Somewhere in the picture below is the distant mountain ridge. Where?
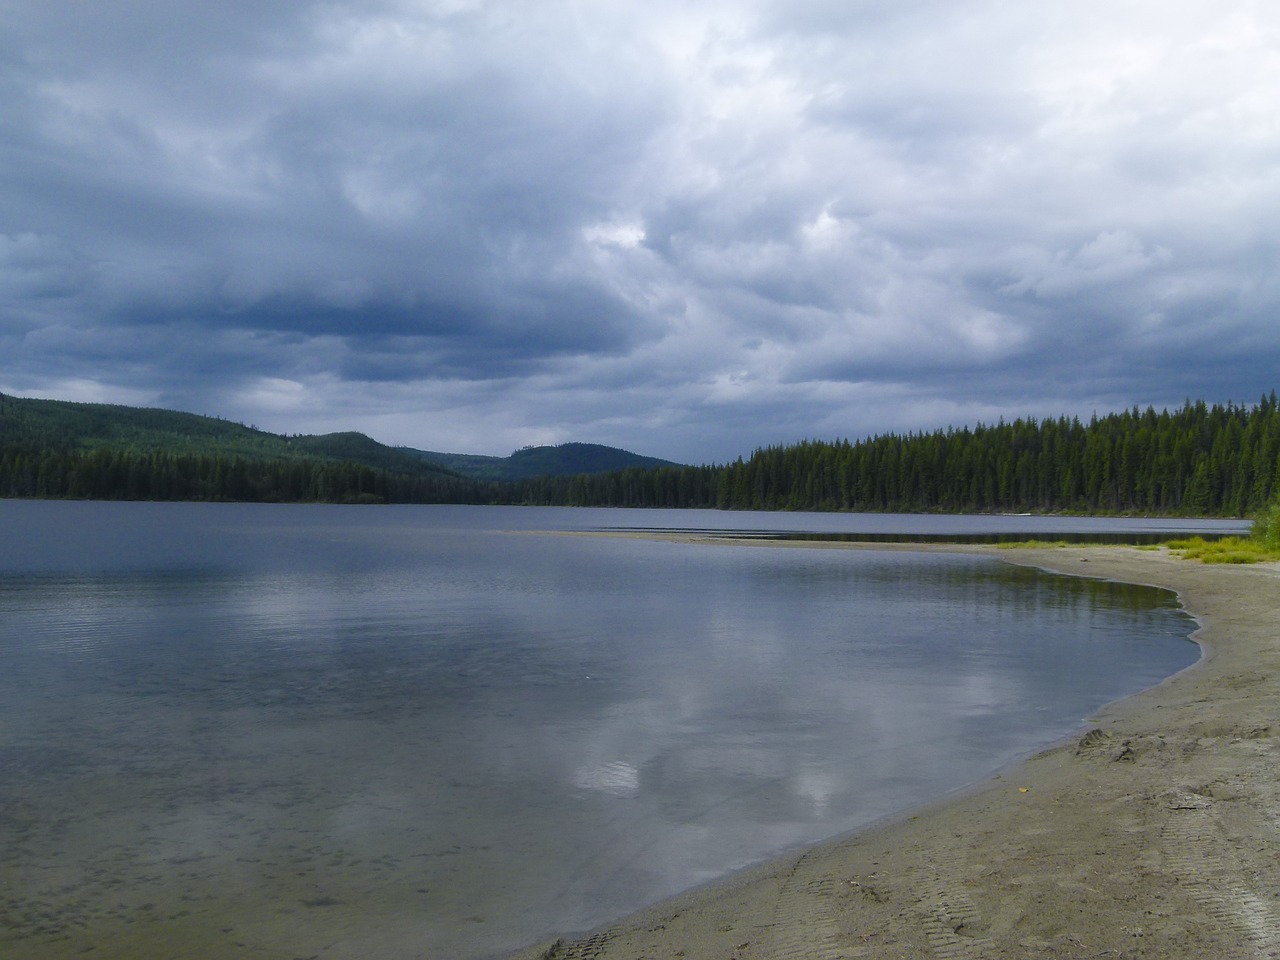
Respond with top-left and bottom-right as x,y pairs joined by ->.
6,390 -> 1275,517
406,442 -> 681,481
0,392 -> 679,481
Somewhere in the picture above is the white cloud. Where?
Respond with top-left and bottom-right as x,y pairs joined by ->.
583,221 -> 647,249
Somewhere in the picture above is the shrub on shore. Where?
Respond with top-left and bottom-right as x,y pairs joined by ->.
1253,502 -> 1280,552
1160,500 -> 1280,563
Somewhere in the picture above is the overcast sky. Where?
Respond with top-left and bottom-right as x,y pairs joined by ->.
3,1 -> 1278,463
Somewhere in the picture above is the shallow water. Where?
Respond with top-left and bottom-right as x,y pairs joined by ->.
0,503 -> 1202,958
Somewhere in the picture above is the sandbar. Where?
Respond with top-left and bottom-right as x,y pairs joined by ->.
510,543 -> 1280,960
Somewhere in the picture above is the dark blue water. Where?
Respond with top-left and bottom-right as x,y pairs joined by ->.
0,503 -> 1202,959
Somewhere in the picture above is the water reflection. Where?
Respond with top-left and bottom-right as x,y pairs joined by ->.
0,504 -> 1196,960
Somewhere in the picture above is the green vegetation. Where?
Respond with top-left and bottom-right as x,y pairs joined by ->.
528,394 -> 1280,516
5,391 -> 1280,514
1164,537 -> 1274,564
990,503 -> 1280,562
0,444 -> 489,504
0,393 -> 682,504
0,393 -> 484,503
1160,506 -> 1280,563
1252,501 -> 1280,551
408,442 -> 681,482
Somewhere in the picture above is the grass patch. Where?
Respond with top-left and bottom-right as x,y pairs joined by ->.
995,539 -> 1073,549
989,510 -> 1280,564
1165,536 -> 1280,564
1166,506 -> 1280,562
995,535 -> 1280,563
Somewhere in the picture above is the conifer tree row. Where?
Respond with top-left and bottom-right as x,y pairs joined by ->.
3,394 -> 1278,515
520,395 -> 1280,516
0,446 -> 495,504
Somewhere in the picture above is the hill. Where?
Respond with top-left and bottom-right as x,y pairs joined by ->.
407,442 -> 682,481
0,393 -> 474,502
0,394 -> 462,476
0,393 -> 293,458
0,393 -> 681,503
4,390 -> 1278,516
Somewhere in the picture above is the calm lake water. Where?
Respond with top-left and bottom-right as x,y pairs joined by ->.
0,503 -> 1224,959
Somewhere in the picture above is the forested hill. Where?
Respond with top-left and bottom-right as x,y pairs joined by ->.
407,442 -> 681,481
0,393 -> 677,503
0,393 -> 480,503
3,392 -> 1278,515
522,395 -> 1280,517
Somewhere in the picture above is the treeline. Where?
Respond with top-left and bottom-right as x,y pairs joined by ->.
0,391 -> 484,504
516,464 -> 723,509
4,395 -> 1279,516
0,446 -> 496,504
520,396 -> 1280,516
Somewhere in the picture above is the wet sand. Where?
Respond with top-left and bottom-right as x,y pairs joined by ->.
511,544 -> 1280,960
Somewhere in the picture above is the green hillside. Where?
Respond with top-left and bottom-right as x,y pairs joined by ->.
0,393 -> 681,503
289,432 -> 468,478
408,442 -> 681,481
0,393 -> 472,502
0,393 -> 299,459
4,390 -> 1278,517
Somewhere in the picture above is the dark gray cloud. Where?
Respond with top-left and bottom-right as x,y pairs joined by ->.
3,0 -> 1279,463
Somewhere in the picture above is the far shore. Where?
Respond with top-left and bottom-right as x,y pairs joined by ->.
511,540 -> 1280,960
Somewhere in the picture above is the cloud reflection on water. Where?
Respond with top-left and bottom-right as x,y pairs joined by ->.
0,504 -> 1197,960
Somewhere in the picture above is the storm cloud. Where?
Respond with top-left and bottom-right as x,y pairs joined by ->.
3,1 -> 1278,462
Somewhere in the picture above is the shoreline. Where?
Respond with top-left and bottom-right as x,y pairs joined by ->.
509,543 -> 1280,960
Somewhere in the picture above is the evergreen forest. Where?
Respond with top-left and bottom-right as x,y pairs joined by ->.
3,391 -> 1279,517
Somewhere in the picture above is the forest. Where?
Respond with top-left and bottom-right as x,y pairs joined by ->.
3,392 -> 1279,516
516,395 -> 1280,516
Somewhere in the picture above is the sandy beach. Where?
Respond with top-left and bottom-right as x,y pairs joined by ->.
511,544 -> 1280,960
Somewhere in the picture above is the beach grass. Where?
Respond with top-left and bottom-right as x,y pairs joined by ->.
994,537 -> 1279,563
1164,536 -> 1280,564
1164,506 -> 1280,563
995,505 -> 1280,563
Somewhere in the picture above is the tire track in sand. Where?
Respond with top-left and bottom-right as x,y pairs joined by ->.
1162,793 -> 1280,957
769,850 -> 868,960
540,926 -> 622,960
911,850 -> 992,960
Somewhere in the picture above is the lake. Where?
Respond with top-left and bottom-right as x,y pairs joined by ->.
0,503 -> 1233,959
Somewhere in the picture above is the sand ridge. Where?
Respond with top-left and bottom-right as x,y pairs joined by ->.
510,545 -> 1280,960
